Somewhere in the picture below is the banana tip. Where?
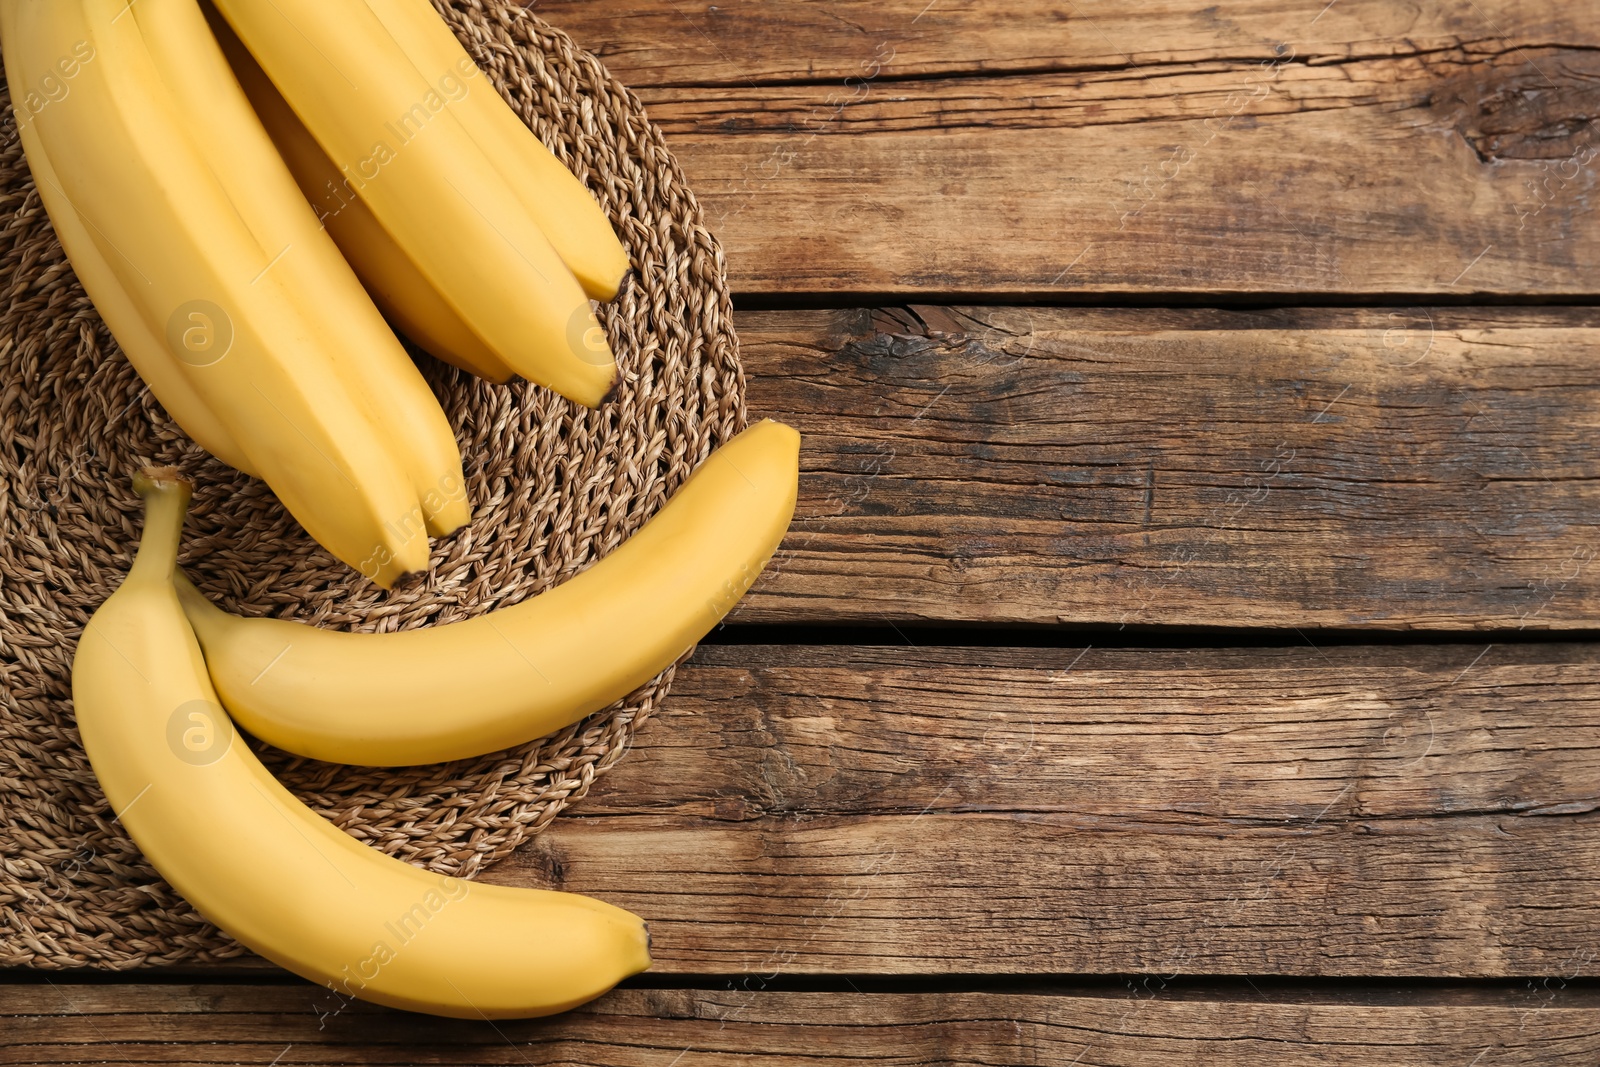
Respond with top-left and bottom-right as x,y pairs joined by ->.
752,418 -> 802,451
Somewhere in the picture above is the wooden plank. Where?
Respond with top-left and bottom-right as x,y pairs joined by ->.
583,643 -> 1600,822
6,981 -> 1600,1065
458,643 -> 1600,978
541,0 -> 1595,86
492,803 -> 1600,978
732,306 -> 1600,628
532,1 -> 1600,296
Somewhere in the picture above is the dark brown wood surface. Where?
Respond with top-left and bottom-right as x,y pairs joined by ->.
475,643 -> 1600,978
7,981 -> 1600,1065
733,307 -> 1600,628
585,644 -> 1600,823
506,810 -> 1600,977
535,0 -> 1600,297
541,0 -> 1596,85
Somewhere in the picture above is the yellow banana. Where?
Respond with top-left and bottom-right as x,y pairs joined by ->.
135,0 -> 469,537
8,110 -> 259,477
210,0 -> 619,406
363,0 -> 630,300
177,420 -> 800,766
73,469 -> 651,1019
205,6 -> 516,384
12,0 -> 428,586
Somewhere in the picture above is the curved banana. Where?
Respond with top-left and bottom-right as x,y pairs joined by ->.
73,469 -> 651,1019
364,0 -> 630,300
135,0 -> 469,537
14,0 -> 428,586
205,7 -> 517,384
210,0 -> 619,406
178,420 -> 800,766
8,109 -> 259,477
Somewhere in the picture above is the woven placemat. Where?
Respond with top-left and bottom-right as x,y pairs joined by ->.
0,1 -> 744,968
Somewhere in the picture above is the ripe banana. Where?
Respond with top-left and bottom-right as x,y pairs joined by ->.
73,469 -> 651,1018
209,0 -> 619,406
12,0 -> 428,586
176,420 -> 801,766
8,109 -> 259,477
205,5 -> 517,384
363,0 -> 630,301
135,0 -> 469,537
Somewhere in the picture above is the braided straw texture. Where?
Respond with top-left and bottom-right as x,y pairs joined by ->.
0,1 -> 744,967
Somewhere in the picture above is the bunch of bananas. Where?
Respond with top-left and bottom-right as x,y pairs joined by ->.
5,0 -> 626,584
12,0 -> 804,1020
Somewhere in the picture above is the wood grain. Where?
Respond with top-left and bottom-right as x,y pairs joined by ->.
527,0 -> 1600,296
732,306 -> 1600,628
8,981 -> 1600,1065
496,800 -> 1600,978
541,0 -> 1598,86
584,643 -> 1600,823
455,643 -> 1600,978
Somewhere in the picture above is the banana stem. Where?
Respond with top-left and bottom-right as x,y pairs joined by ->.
128,467 -> 194,585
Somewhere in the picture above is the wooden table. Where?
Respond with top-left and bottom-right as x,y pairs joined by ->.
10,1 -> 1600,1062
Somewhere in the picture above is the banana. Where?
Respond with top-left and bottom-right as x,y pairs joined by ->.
135,0 -> 469,537
12,0 -> 429,586
176,420 -> 801,766
204,5 -> 517,384
209,0 -> 619,406
363,0 -> 630,301
73,469 -> 651,1018
8,110 -> 259,477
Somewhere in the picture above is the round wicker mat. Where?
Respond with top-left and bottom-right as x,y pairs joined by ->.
0,2 -> 744,967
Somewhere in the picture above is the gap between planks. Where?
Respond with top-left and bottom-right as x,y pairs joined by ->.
6,980 -> 1600,1066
